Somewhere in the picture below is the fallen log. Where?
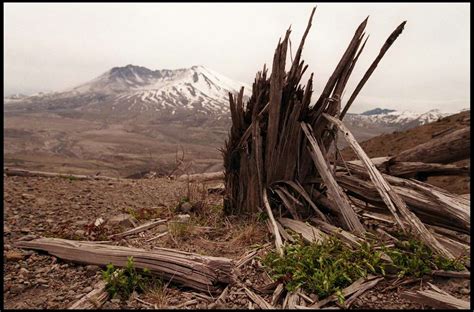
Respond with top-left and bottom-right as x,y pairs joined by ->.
16,238 -> 234,293
392,127 -> 470,164
345,159 -> 469,178
324,113 -> 453,259
177,171 -> 224,183
4,167 -> 117,180
336,169 -> 470,234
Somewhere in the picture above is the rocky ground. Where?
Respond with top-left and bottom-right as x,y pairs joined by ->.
3,175 -> 471,309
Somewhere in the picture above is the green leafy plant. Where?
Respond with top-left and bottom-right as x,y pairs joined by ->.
102,257 -> 153,299
262,237 -> 385,300
382,237 -> 466,278
262,235 -> 466,303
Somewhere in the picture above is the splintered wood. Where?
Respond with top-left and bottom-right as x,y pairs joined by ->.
222,5 -> 469,264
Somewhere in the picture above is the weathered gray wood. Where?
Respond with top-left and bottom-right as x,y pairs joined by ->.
68,281 -> 108,309
340,21 -> 407,119
243,285 -> 274,309
263,188 -> 284,255
177,171 -> 224,182
278,218 -> 326,243
4,167 -> 117,180
392,127 -> 470,164
109,219 -> 167,239
301,122 -> 365,234
401,288 -> 469,309
16,238 -> 234,293
324,113 -> 453,259
345,159 -> 469,178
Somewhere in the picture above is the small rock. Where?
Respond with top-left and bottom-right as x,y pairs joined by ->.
83,286 -> 93,293
5,250 -> 25,261
74,230 -> 86,237
4,244 -> 12,250
459,288 -> 470,295
75,220 -> 88,226
4,225 -> 11,234
111,299 -> 121,304
175,214 -> 191,223
180,202 -> 193,213
156,224 -> 168,233
37,278 -> 48,284
68,290 -> 75,296
85,265 -> 100,277
21,193 -> 36,200
19,268 -> 29,275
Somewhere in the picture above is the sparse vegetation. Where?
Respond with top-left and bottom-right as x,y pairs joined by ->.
382,235 -> 466,277
102,257 -> 156,300
127,207 -> 160,221
262,235 -> 467,303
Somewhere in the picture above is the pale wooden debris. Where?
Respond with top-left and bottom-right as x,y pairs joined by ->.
324,113 -> 453,259
401,288 -> 469,309
109,219 -> 167,239
16,238 -> 234,293
271,283 -> 285,306
301,121 -> 365,235
278,218 -> 326,243
243,286 -> 274,309
263,188 -> 284,256
431,270 -> 470,279
145,231 -> 169,242
68,281 -> 108,309
177,171 -> 224,182
4,167 -> 117,180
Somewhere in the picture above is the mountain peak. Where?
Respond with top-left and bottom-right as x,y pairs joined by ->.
361,108 -> 396,116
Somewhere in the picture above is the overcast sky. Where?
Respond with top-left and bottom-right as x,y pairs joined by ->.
4,3 -> 470,113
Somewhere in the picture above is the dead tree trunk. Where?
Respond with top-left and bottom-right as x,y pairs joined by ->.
392,127 -> 470,164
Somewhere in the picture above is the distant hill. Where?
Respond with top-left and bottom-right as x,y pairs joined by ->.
341,110 -> 470,194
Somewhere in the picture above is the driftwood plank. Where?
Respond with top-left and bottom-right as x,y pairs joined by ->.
16,238 -> 234,293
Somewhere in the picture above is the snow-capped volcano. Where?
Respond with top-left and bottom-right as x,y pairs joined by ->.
7,65 -> 251,119
345,108 -> 454,130
68,64 -> 251,115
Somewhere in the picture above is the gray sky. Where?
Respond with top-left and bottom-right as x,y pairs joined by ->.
4,3 -> 470,113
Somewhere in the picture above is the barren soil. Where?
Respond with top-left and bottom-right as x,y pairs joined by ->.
3,176 -> 470,309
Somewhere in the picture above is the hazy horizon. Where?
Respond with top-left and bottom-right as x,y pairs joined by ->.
4,3 -> 470,113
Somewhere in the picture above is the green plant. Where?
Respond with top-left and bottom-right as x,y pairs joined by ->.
102,257 -> 153,299
382,237 -> 466,278
168,221 -> 191,239
63,175 -> 78,181
127,207 -> 160,221
262,237 -> 385,300
262,235 -> 467,303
